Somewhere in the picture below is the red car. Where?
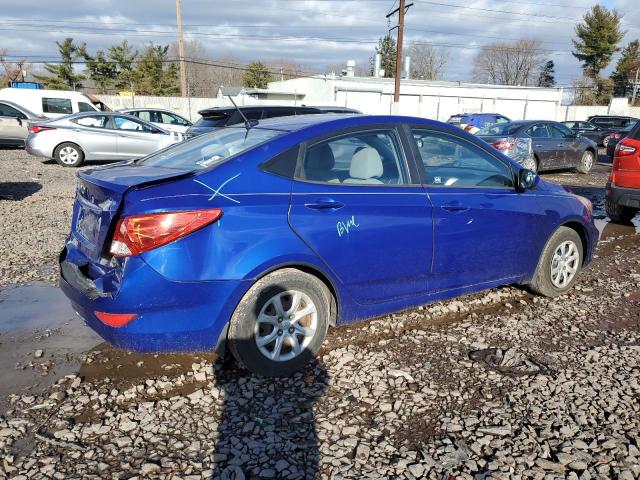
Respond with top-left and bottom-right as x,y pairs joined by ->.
606,121 -> 640,222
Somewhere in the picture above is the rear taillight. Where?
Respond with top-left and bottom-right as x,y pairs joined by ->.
110,209 -> 223,257
615,141 -> 637,157
28,125 -> 55,134
492,139 -> 516,151
611,133 -> 622,140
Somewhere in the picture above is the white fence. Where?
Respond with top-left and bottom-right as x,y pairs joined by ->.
96,93 -> 640,124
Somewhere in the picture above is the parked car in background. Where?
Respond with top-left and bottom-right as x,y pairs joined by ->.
58,113 -> 597,376
0,88 -> 99,118
25,112 -> 182,167
119,108 -> 192,134
185,105 -> 324,138
605,121 -> 638,158
587,115 -> 639,147
447,113 -> 510,134
605,121 -> 640,223
0,100 -> 46,147
562,120 -> 611,146
477,120 -> 597,173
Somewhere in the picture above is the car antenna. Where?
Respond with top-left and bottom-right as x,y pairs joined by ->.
227,95 -> 258,130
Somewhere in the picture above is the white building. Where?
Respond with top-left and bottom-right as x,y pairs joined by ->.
267,75 -> 564,122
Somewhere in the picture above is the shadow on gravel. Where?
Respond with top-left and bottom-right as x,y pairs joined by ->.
0,181 -> 42,201
210,356 -> 328,480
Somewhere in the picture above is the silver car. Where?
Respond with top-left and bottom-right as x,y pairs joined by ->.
0,99 -> 45,147
25,112 -> 183,167
119,108 -> 192,134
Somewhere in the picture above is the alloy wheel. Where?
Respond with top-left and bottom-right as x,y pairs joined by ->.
582,151 -> 593,171
254,290 -> 318,362
550,240 -> 579,288
59,146 -> 79,165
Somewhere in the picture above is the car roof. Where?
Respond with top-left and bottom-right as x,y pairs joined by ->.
229,113 -> 443,133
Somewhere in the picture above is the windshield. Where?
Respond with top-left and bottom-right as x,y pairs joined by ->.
477,123 -> 521,136
137,127 -> 284,170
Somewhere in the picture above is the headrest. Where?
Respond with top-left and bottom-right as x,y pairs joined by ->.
305,144 -> 335,173
349,147 -> 383,180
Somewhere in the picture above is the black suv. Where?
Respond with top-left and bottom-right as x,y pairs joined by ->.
587,115 -> 639,146
186,105 -> 325,138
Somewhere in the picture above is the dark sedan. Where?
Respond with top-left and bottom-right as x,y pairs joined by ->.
562,120 -> 610,146
477,120 -> 597,173
606,121 -> 638,158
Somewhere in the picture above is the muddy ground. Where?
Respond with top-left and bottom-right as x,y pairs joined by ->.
0,149 -> 639,479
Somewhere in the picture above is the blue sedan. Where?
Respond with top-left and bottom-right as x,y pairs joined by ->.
59,114 -> 598,376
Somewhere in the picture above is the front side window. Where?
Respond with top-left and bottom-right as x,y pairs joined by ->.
298,129 -> 408,185
137,127 -> 284,171
549,123 -> 573,139
113,116 -> 155,132
0,103 -> 23,118
74,115 -> 109,128
412,129 -> 513,188
42,98 -> 72,114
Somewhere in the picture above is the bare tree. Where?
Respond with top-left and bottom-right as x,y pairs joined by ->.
169,41 -> 244,97
472,39 -> 544,86
407,42 -> 449,80
0,49 -> 29,84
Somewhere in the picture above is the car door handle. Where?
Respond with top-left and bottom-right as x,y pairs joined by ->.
304,200 -> 345,211
441,203 -> 469,212
534,144 -> 544,148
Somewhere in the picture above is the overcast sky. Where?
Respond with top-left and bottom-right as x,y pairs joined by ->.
1,0 -> 639,88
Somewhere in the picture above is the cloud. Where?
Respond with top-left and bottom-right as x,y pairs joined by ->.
1,0 -> 636,85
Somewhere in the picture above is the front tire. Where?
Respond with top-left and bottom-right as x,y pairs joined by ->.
576,150 -> 594,174
529,227 -> 583,298
54,142 -> 84,167
228,269 -> 331,376
605,199 -> 638,223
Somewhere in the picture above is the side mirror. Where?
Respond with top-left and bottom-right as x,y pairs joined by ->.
517,168 -> 537,192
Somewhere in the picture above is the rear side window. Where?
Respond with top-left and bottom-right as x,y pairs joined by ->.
477,123 -> 520,136
42,98 -> 72,114
526,124 -> 550,138
297,129 -> 408,185
261,146 -> 299,178
412,129 -> 513,188
74,115 -> 109,128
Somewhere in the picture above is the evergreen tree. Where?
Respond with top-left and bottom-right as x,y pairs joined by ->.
537,60 -> 556,87
572,5 -> 624,103
133,44 -> 178,96
108,40 -> 138,91
611,40 -> 640,97
33,38 -> 86,90
242,61 -> 271,88
84,50 -> 117,93
573,5 -> 624,78
370,35 -> 396,78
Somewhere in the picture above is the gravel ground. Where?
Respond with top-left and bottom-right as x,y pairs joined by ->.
1,149 -> 640,479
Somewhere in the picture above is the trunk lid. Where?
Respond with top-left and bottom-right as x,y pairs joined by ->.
72,163 -> 191,261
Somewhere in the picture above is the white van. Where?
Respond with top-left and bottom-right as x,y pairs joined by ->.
0,88 -> 99,118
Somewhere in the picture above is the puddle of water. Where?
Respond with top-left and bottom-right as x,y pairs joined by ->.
594,217 -> 640,239
0,282 -> 102,409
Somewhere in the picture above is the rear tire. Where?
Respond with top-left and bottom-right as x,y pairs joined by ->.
227,268 -> 331,376
576,150 -> 594,174
529,226 -> 583,298
605,199 -> 638,223
54,142 -> 84,167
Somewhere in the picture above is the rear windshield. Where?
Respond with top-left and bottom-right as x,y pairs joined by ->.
477,123 -> 521,136
193,114 -> 230,128
628,121 -> 640,139
137,127 -> 284,171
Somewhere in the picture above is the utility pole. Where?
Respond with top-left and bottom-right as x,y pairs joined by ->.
386,1 -> 412,103
631,68 -> 640,106
175,0 -> 188,97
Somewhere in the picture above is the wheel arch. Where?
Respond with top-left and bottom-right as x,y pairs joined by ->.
560,220 -> 589,266
255,262 -> 340,327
